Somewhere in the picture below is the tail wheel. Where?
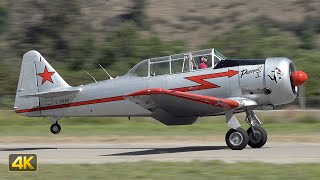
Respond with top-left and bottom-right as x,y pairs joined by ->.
247,126 -> 267,148
225,128 -> 249,150
50,123 -> 61,134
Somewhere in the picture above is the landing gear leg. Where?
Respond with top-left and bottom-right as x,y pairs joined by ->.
245,109 -> 267,148
49,116 -> 62,134
224,111 -> 249,150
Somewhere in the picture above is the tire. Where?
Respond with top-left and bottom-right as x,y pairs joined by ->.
247,126 -> 267,148
50,123 -> 61,134
225,128 -> 249,150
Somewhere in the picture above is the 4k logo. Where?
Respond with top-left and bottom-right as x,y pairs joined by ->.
9,154 -> 37,172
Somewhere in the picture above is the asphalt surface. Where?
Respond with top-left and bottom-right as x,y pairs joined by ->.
1,141 -> 319,164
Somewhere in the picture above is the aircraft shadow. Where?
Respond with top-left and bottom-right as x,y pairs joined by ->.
0,147 -> 145,151
0,145 -> 229,156
101,145 -> 228,156
0,147 -> 58,151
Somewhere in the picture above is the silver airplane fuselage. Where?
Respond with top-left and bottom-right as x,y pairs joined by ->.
17,57 -> 296,119
14,49 -> 308,150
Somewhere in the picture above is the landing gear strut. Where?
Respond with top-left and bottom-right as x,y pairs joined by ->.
50,123 -> 61,134
224,110 -> 267,150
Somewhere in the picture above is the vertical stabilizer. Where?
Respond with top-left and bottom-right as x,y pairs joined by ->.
14,50 -> 69,116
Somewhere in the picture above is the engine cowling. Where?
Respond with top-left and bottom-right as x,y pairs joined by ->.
264,57 -> 307,106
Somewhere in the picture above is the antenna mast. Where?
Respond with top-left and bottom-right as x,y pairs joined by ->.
99,64 -> 113,79
84,70 -> 97,83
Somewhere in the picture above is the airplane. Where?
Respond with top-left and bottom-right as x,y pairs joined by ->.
14,49 -> 308,150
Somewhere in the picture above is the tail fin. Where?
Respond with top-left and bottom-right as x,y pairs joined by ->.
14,50 -> 70,116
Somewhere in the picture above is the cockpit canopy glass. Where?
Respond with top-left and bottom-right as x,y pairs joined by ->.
128,48 -> 227,77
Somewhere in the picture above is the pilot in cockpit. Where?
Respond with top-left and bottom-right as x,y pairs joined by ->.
198,56 -> 208,69
193,56 -> 208,69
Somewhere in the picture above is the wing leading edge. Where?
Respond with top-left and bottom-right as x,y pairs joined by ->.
127,88 -> 240,110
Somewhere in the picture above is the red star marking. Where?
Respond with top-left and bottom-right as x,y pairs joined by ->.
37,66 -> 55,84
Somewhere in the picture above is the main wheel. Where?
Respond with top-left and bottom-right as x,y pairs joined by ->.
247,126 -> 267,148
225,128 -> 249,150
50,123 -> 61,134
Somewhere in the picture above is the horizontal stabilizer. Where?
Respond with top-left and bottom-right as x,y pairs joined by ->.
20,87 -> 82,98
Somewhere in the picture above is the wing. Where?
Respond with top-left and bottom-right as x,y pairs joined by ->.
126,88 -> 256,125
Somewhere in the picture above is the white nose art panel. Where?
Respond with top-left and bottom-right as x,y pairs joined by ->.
239,65 -> 264,90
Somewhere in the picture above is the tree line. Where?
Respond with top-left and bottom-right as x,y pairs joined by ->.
0,1 -> 319,108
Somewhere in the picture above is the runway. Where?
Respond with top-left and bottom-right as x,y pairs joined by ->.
1,141 -> 320,164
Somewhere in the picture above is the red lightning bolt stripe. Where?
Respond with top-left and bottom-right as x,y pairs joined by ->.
172,69 -> 238,92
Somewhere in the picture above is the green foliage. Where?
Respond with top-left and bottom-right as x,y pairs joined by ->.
294,16 -> 320,36
118,0 -> 148,29
69,36 -> 98,71
0,4 -> 8,33
0,63 -> 17,96
1,2 -> 320,108
0,62 -> 18,108
97,24 -> 186,76
203,26 -> 299,59
293,50 -> 320,96
14,0 -> 81,59
0,63 -> 9,93
132,0 -> 148,29
300,30 -> 315,49
1,162 -> 320,180
247,15 -> 320,50
296,115 -> 319,123
0,110 -> 320,136
39,0 -> 81,28
98,24 -> 140,68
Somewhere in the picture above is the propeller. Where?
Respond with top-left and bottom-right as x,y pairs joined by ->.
290,70 -> 308,97
290,71 -> 308,86
288,62 -> 307,96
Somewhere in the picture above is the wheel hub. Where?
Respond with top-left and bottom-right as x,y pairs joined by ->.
249,131 -> 262,144
229,132 -> 243,146
52,126 -> 58,132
